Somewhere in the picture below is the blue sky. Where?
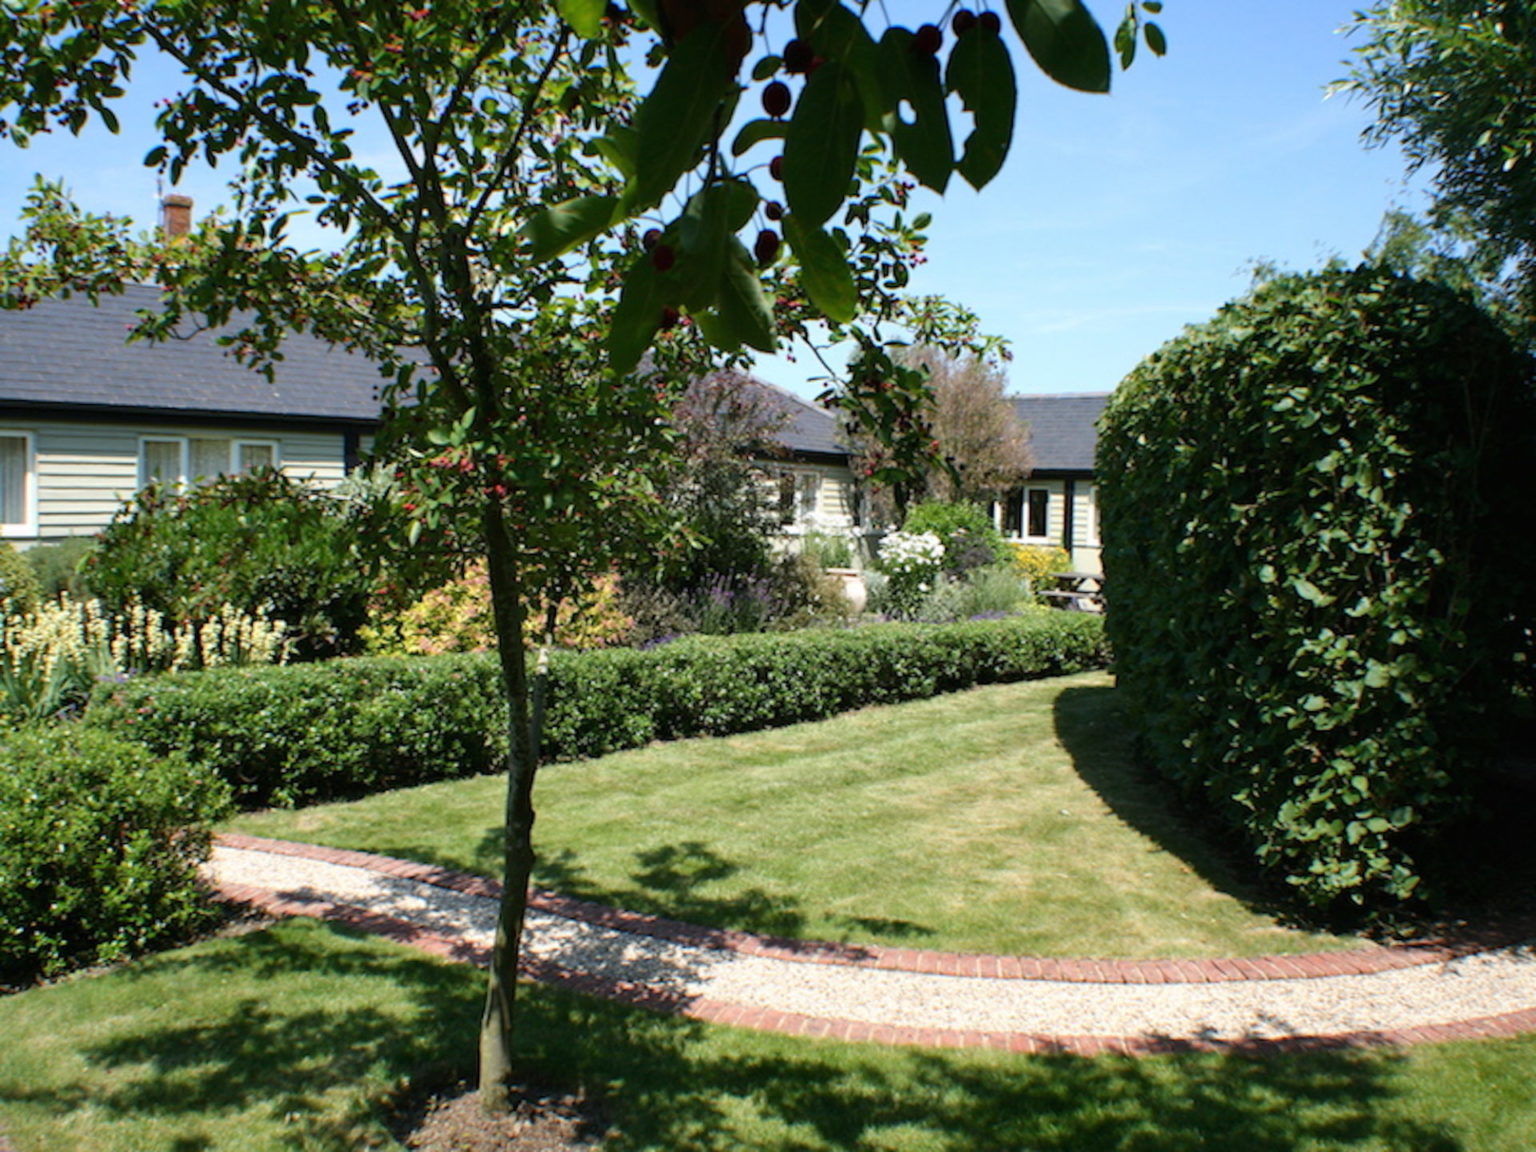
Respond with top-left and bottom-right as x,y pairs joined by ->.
0,1 -> 1423,401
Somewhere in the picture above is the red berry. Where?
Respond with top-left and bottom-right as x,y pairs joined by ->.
782,38 -> 814,74
912,23 -> 942,55
660,306 -> 681,330
642,227 -> 661,250
762,80 -> 791,119
952,9 -> 977,35
769,154 -> 784,181
754,229 -> 780,265
764,200 -> 784,221
979,10 -> 1001,34
651,243 -> 675,272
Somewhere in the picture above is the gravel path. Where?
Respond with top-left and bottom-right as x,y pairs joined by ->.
207,835 -> 1536,1054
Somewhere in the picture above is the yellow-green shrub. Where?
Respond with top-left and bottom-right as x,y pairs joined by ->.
1008,543 -> 1072,594
365,562 -> 632,654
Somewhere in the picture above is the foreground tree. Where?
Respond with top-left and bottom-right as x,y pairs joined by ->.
0,0 -> 1164,1109
1346,0 -> 1536,313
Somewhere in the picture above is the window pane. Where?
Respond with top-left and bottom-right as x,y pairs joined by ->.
142,440 -> 183,485
776,472 -> 796,525
237,443 -> 275,473
189,438 -> 230,482
797,473 -> 820,518
0,437 -> 25,525
1027,489 -> 1050,538
1003,491 -> 1024,536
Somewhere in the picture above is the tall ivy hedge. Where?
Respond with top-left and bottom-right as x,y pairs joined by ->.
1098,266 -> 1536,911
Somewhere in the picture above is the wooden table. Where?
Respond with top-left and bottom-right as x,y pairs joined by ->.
1039,571 -> 1105,612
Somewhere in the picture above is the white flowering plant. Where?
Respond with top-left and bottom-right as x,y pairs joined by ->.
0,596 -> 288,724
875,531 -> 946,620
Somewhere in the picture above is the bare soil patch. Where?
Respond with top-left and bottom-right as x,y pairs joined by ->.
392,1083 -> 608,1152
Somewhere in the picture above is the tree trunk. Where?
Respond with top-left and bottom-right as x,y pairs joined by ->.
477,500 -> 538,1113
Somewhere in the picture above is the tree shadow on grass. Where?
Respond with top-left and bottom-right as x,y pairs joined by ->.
5,919 -> 1469,1151
1051,684 -> 1330,934
535,840 -> 810,939
536,838 -> 935,944
527,990 -> 1463,1152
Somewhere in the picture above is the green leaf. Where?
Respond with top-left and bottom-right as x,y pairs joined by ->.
946,20 -> 1016,189
632,23 -> 737,210
627,0 -> 662,31
592,126 -> 640,181
674,179 -> 757,311
1291,577 -> 1333,606
710,237 -> 776,354
784,214 -> 857,323
1114,13 -> 1137,69
752,54 -> 782,81
608,257 -> 667,374
796,0 -> 886,129
782,60 -> 863,226
732,117 -> 786,156
1007,0 -> 1112,94
557,0 -> 605,38
1144,21 -> 1167,56
878,28 -> 954,193
521,195 -> 619,262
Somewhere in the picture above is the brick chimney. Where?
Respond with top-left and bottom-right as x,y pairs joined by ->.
160,193 -> 193,241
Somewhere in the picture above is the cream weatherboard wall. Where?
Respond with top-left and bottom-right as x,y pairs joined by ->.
1,420 -> 355,545
994,479 -> 1102,574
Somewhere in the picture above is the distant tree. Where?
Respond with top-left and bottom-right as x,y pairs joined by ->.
1345,0 -> 1536,314
902,347 -> 1033,505
642,370 -> 791,592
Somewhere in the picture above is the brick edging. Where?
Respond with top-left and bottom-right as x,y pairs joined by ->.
211,877 -> 1536,1055
214,833 -> 1536,985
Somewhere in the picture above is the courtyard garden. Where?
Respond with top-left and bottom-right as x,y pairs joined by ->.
3,668 -> 1536,1150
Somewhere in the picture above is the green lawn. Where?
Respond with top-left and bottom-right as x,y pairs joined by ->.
1,917 -> 1532,1151
230,671 -> 1357,958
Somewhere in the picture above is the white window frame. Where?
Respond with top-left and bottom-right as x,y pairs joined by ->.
138,435 -> 281,487
1022,486 -> 1054,544
0,430 -> 38,539
1084,484 -> 1100,546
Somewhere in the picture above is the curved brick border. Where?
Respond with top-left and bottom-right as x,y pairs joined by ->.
216,833 -> 1536,982
212,834 -> 1536,1054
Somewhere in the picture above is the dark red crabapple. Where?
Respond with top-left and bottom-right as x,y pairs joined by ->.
762,80 -> 791,119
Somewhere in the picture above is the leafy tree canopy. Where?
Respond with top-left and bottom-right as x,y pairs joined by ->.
0,0 -> 1166,1109
1345,0 -> 1536,312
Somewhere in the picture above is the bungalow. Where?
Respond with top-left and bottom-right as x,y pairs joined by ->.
0,288 -> 857,546
995,392 -> 1109,574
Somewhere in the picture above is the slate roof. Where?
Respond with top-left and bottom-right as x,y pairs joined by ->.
0,285 -> 383,425
1012,392 -> 1110,475
0,289 -> 852,460
749,375 -> 845,459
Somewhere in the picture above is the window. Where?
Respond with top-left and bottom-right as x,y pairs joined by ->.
141,438 -> 185,487
1026,488 -> 1051,540
139,436 -> 280,487
0,432 -> 36,536
1002,491 -> 1024,537
797,472 -> 821,522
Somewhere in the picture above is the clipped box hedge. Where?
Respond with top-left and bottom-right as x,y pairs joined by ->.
89,613 -> 1109,810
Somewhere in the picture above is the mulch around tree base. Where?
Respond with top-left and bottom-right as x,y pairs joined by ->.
391,1082 -> 608,1152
